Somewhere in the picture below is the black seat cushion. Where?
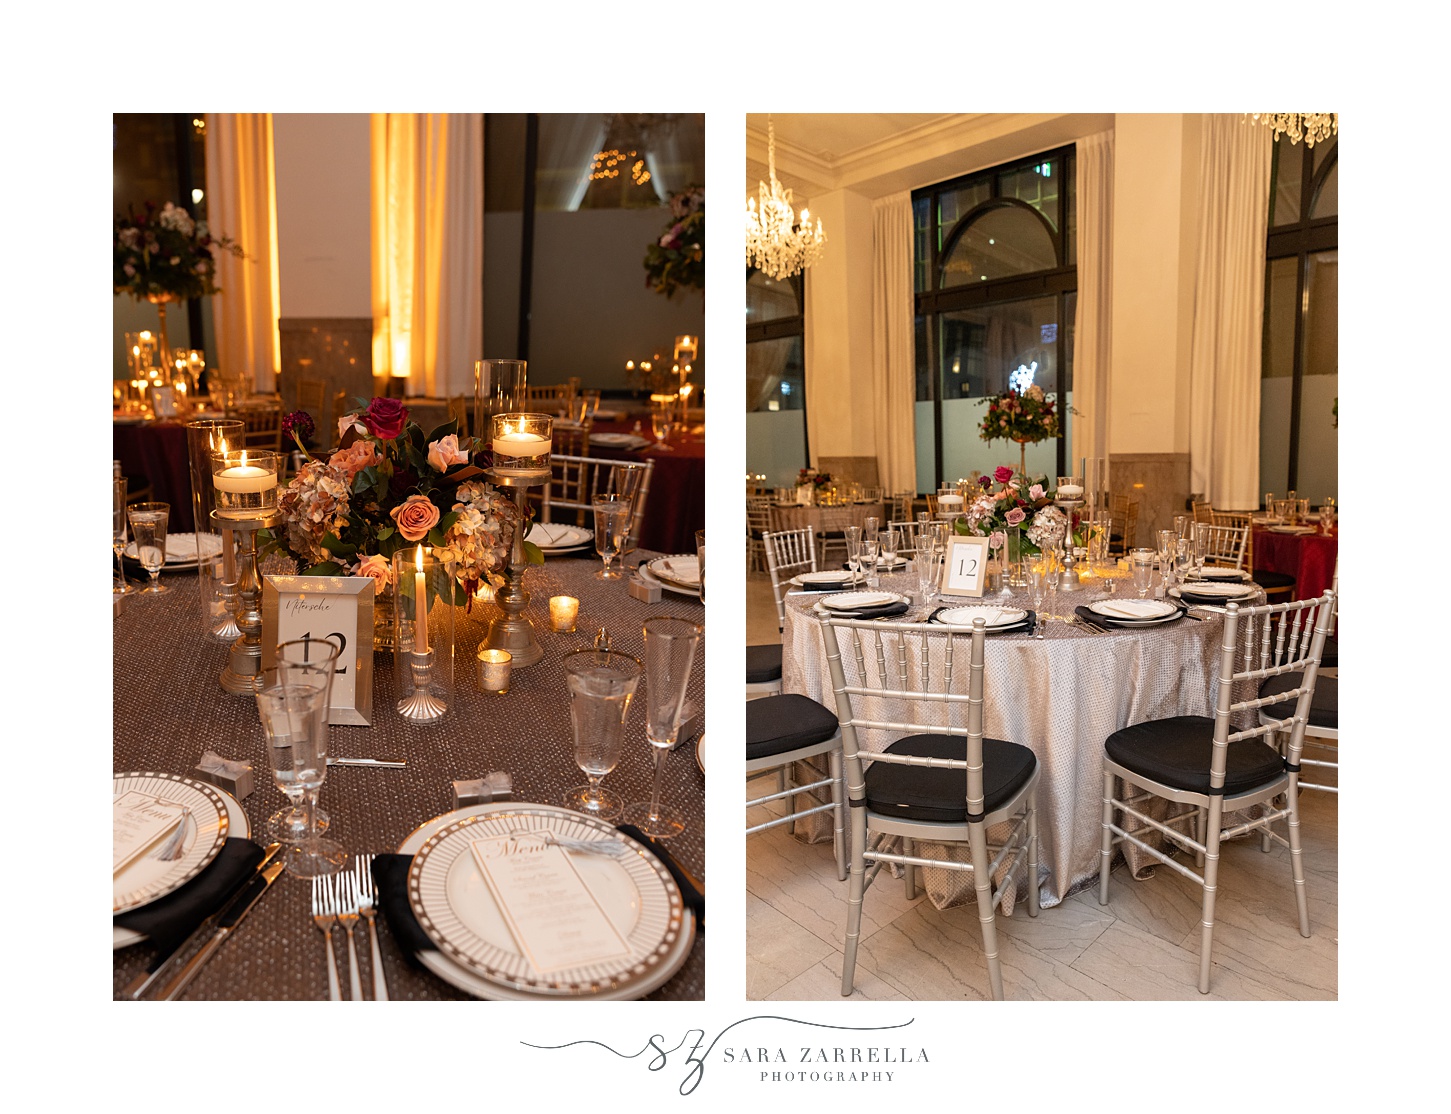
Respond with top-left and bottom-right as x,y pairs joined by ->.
1319,635 -> 1338,670
864,733 -> 1036,823
1259,672 -> 1337,729
1252,569 -> 1297,591
746,642 -> 783,684
1105,716 -> 1285,796
746,693 -> 839,760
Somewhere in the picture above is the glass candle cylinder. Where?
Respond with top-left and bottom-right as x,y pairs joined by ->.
476,648 -> 511,694
474,358 -> 528,435
489,413 -> 553,479
210,449 -> 280,520
549,595 -> 579,632
1056,475 -> 1084,501
392,546 -> 455,723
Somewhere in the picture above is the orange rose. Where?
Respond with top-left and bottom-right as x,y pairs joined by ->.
390,494 -> 440,542
356,553 -> 393,594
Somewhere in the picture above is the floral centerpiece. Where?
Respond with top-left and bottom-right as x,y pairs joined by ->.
953,465 -> 1070,557
260,398 -> 520,611
979,383 -> 1063,476
114,201 -> 245,365
797,468 -> 833,489
643,185 -> 704,298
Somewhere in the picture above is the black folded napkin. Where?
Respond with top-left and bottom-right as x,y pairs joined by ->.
1175,588 -> 1244,606
1075,603 -> 1183,626
826,600 -> 911,620
114,838 -> 266,954
372,827 -> 707,970
796,580 -> 853,593
928,608 -> 1035,634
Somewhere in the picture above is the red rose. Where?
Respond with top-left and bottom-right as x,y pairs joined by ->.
363,397 -> 409,440
993,465 -> 1014,484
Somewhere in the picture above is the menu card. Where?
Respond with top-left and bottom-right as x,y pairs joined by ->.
469,832 -> 630,974
114,791 -> 189,875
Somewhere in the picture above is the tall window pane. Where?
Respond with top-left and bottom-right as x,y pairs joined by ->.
1295,250 -> 1337,503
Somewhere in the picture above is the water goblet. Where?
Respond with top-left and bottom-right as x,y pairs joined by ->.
592,494 -> 631,579
256,683 -> 331,844
561,649 -> 641,822
126,502 -> 171,595
113,476 -> 134,597
1131,548 -> 1156,598
624,617 -> 702,839
275,635 -> 342,784
262,683 -> 345,877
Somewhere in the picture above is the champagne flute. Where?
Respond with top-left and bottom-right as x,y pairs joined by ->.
878,529 -> 897,573
624,617 -> 702,839
126,501 -> 170,595
915,532 -> 939,607
592,494 -> 630,579
561,649 -> 641,821
844,526 -> 863,584
860,533 -> 880,589
113,476 -> 133,596
256,684 -> 330,844
650,407 -> 675,451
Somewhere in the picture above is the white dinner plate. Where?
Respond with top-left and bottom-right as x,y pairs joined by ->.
821,591 -> 899,611
124,531 -> 224,571
1192,565 -> 1251,581
113,773 -> 231,917
696,733 -> 705,774
647,555 -> 701,588
525,523 -> 594,551
113,781 -> 250,949
1091,609 -> 1185,628
405,804 -> 692,1000
934,606 -> 1028,630
790,571 -> 861,589
589,432 -> 652,450
636,563 -> 701,598
1088,598 -> 1180,621
1267,525 -> 1317,535
1170,582 -> 1259,601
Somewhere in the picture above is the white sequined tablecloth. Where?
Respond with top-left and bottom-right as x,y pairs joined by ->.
781,571 -> 1264,911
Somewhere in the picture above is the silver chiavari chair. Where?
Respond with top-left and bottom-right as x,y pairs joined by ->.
763,527 -> 818,633
1098,589 -> 1334,993
822,616 -> 1040,1000
1259,569 -> 1338,794
540,455 -> 653,551
887,520 -> 934,556
1198,522 -> 1250,569
746,691 -> 846,881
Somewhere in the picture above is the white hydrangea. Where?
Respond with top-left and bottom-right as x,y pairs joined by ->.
157,202 -> 195,236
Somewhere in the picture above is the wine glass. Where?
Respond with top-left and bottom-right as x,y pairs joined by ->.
625,617 -> 702,839
113,477 -> 133,597
695,529 -> 705,604
561,649 -> 641,821
650,407 -> 675,450
262,683 -> 345,877
1131,548 -> 1156,598
126,502 -> 170,595
592,494 -> 631,579
256,684 -> 330,844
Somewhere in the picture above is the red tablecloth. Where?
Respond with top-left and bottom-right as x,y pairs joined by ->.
1253,527 -> 1338,601
588,419 -> 704,555
113,420 -> 195,532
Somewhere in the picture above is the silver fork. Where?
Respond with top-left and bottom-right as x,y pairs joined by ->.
354,854 -> 389,1001
333,872 -> 364,1001
310,875 -> 342,1001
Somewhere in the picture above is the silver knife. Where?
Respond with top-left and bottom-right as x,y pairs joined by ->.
125,841 -> 283,1000
157,861 -> 286,1001
327,757 -> 407,768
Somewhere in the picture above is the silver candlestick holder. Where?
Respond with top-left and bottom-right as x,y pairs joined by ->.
1053,496 -> 1085,593
213,508 -> 283,694
397,647 -> 448,723
211,577 -> 242,642
481,469 -> 546,668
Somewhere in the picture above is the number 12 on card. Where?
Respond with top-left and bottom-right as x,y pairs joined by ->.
940,535 -> 990,598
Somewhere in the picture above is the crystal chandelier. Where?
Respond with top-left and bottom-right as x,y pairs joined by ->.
745,120 -> 826,280
1249,113 -> 1338,148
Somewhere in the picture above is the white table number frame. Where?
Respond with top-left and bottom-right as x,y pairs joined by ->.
261,575 -> 374,725
148,385 -> 179,419
940,535 -> 990,598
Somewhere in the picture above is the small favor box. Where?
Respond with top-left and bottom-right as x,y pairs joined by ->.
192,750 -> 254,800
453,772 -> 514,809
628,576 -> 662,603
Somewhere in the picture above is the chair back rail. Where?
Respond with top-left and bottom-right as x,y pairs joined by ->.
762,526 -> 817,631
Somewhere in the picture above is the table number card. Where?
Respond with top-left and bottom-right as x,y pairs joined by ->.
262,576 -> 375,725
940,535 -> 990,598
113,791 -> 188,875
469,832 -> 631,974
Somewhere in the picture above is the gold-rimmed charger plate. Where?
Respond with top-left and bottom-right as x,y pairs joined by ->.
405,804 -> 691,999
113,772 -> 230,915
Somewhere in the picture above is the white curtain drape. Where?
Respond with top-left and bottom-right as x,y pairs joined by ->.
204,114 -> 280,392
537,115 -> 608,212
1189,115 -> 1272,508
871,193 -> 917,494
1073,130 -> 1113,467
371,113 -> 483,398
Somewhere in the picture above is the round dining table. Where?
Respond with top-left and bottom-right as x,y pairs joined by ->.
777,569 -> 1264,911
586,418 -> 704,557
113,548 -> 705,1000
114,417 -> 197,531
1252,524 -> 1338,602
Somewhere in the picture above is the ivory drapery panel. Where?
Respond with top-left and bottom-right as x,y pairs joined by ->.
204,114 -> 280,392
1073,130 -> 1113,466
371,114 -> 483,398
871,194 -> 917,495
1189,115 -> 1272,508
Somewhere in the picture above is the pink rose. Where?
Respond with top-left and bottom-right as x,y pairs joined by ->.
390,494 -> 440,541
338,413 -> 365,443
988,531 -> 1006,551
363,397 -> 409,440
331,440 -> 380,481
356,553 -> 393,595
1029,484 -> 1045,500
427,434 -> 468,472
993,465 -> 1014,484
1005,507 -> 1026,526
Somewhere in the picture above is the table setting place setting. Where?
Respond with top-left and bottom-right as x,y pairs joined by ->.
115,391 -> 706,1001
